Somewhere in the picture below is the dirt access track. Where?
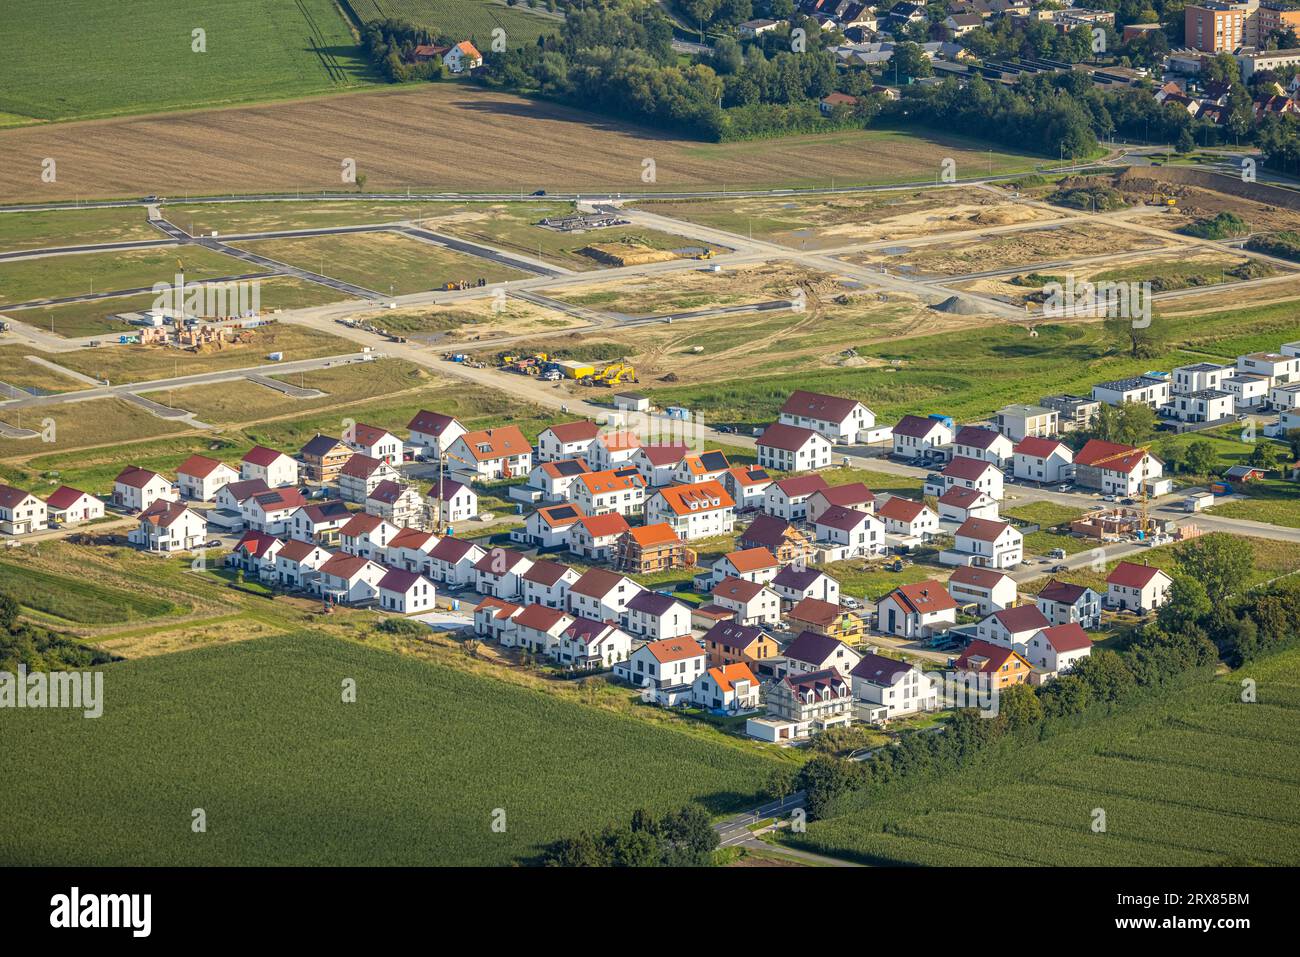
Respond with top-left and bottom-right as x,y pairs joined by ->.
0,85 -> 1039,202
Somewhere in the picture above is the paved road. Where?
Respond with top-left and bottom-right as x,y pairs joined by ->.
714,792 -> 862,866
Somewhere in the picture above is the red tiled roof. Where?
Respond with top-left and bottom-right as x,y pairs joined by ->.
887,580 -> 958,615
789,597 -> 843,627
577,512 -> 631,539
878,496 -> 927,522
1106,561 -> 1169,589
780,390 -> 861,421
115,466 -> 165,489
1015,436 -> 1069,458
242,445 -> 286,467
724,547 -> 778,573
178,454 -> 231,479
1075,439 -> 1148,474
992,604 -> 1050,634
545,420 -> 600,444
1040,622 -> 1092,653
774,474 -> 829,498
757,422 -> 822,452
943,455 -> 997,481
712,576 -> 768,603
644,636 -> 703,664
44,485 -> 93,511
956,517 -> 1012,542
948,565 -> 1011,589
955,638 -> 1024,674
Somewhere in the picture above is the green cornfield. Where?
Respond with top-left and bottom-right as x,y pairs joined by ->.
357,0 -> 559,46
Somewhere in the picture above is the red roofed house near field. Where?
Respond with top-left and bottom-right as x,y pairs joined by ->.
756,422 -> 832,473
177,454 -> 239,501
1074,439 -> 1162,496
691,662 -> 760,712
449,425 -> 533,480
645,481 -> 735,540
406,410 -> 465,462
240,445 -> 299,488
614,636 -> 708,705
43,486 -> 104,527
876,580 -> 958,638
1105,561 -> 1172,613
1025,622 -> 1093,673
1012,436 -> 1074,484
954,638 -> 1032,689
778,389 -> 875,443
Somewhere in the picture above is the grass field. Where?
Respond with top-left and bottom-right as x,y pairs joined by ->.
0,397 -> 190,462
8,278 -> 351,338
786,647 -> 1300,865
0,207 -> 162,252
358,0 -> 560,46
0,560 -> 182,624
0,0 -> 374,123
0,245 -> 267,306
166,201 -> 441,235
0,633 -> 781,865
0,85 -> 1045,203
231,231 -> 529,295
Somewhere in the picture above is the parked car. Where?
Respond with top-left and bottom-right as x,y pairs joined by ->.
1103,494 -> 1117,502
1052,564 -> 1068,573
842,597 -> 862,610
1121,497 -> 1136,505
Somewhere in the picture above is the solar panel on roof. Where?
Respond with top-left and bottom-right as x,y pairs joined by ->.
555,460 -> 585,476
700,451 -> 727,470
549,505 -> 578,520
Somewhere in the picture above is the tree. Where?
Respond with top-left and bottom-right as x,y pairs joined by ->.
1184,439 -> 1218,477
763,764 -> 799,802
0,593 -> 18,633
1157,574 -> 1212,634
1249,440 -> 1283,470
1175,127 -> 1195,153
1104,313 -> 1164,360
1287,428 -> 1300,461
892,42 -> 933,81
1176,534 -> 1254,603
997,683 -> 1043,734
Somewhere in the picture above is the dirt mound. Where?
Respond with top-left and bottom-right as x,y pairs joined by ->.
930,295 -> 984,315
578,243 -> 681,267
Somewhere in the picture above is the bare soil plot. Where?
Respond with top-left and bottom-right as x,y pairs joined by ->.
642,189 -> 1059,250
4,277 -> 351,339
0,86 -> 1041,202
850,223 -> 1168,279
1074,171 -> 1300,233
374,296 -> 589,340
230,231 -> 529,296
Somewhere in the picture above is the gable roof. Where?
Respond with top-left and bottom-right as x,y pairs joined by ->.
277,539 -> 327,562
757,422 -> 824,452
378,567 -> 425,593
954,426 -> 1006,450
1015,436 -> 1069,458
1075,439 -> 1149,474
0,484 -> 35,510
626,590 -> 680,616
576,512 -> 631,539
389,527 -> 438,552
780,668 -> 849,696
297,500 -> 350,524
301,433 -> 347,457
458,425 -> 530,461
679,450 -> 730,476
893,414 -> 947,438
638,443 -> 690,467
178,454 -> 232,478
955,639 -> 1027,674
771,564 -> 826,591
429,536 -> 481,563
351,423 -> 397,448
955,517 -> 1013,542
242,445 -> 288,467
138,499 -> 196,529
218,478 -> 270,501
234,529 -> 282,559
522,558 -> 574,587
850,652 -> 913,685
44,485 -> 94,511
1106,561 -> 1170,589
815,504 -> 872,532
723,546 -> 778,573
779,389 -> 862,422
740,514 -> 799,549
815,482 -> 875,508
706,662 -> 758,693
624,523 -> 681,547
339,512 -> 386,537
773,474 -> 829,498
544,420 -> 601,444
943,455 -> 999,481
783,630 -> 848,666
886,580 -> 958,616
534,503 -> 585,529
1039,622 -> 1092,653
1036,578 -> 1092,604
319,552 -> 374,579
340,453 -> 385,479
949,565 -> 1012,590
938,485 -> 991,508
367,479 -> 412,505
726,464 -> 771,487
514,602 -> 573,632
473,547 -> 529,574
115,466 -> 166,489
703,620 -> 768,651
250,488 -> 306,511
712,576 -> 769,603
577,468 -> 644,495
643,636 -> 704,664
540,458 -> 590,479
570,567 -> 630,599
406,410 -> 460,437
654,481 -> 734,515
877,496 -> 928,522
789,596 -> 844,627
991,604 -> 1050,634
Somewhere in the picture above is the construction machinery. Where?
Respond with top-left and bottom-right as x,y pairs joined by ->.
594,362 -> 637,386
1086,443 -> 1155,535
695,249 -> 714,260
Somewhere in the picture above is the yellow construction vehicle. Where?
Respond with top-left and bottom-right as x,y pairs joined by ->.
595,362 -> 637,386
695,249 -> 714,260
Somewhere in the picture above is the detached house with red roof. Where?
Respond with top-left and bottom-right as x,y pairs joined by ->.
778,389 -> 875,444
943,518 -> 1023,570
515,502 -> 586,549
338,454 -> 400,504
622,591 -> 693,642
406,410 -> 465,462
426,537 -> 486,587
289,499 -> 351,546
710,576 -> 781,627
954,638 -> 1031,690
937,486 -> 999,523
941,456 -> 1004,500
756,422 -> 833,472
0,484 -> 47,536
1025,623 -> 1092,673
813,505 -> 885,558
240,445 -> 298,489
274,539 -> 332,590
707,546 -> 780,586
877,496 -> 939,540
614,636 -> 707,706
1036,578 -> 1101,628
378,568 -> 435,615
568,512 -> 631,560
344,424 -> 402,465
1105,561 -> 1172,613
113,466 -> 177,513
692,662 -> 761,713
316,552 -> 387,605
1013,436 -> 1074,484
474,547 -> 534,599
366,479 -> 424,529
632,443 -> 690,487
384,527 -> 440,574
614,523 -> 685,574
229,530 -> 285,582
339,512 -> 400,561
876,580 -> 958,638
946,565 -> 1017,616
43,486 -> 103,527
558,617 -> 633,671
537,420 -> 600,462
521,559 -> 582,609
892,415 -> 954,461
787,596 -> 865,643
568,568 -> 645,623
645,480 -> 735,540
243,487 -> 307,536
977,604 -> 1051,656
952,426 -> 1015,468
129,500 -> 205,552
426,478 -> 477,526
448,425 -> 532,480
762,474 -> 829,521
807,483 -> 875,524
177,454 -> 239,501
1074,439 -> 1163,496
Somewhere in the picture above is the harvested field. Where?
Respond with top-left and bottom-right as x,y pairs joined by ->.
0,86 -> 1041,202
642,187 -> 1060,249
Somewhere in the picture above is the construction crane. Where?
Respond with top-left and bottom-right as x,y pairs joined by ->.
1087,443 -> 1155,536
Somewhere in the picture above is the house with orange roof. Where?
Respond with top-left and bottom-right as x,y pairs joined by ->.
473,595 -> 523,640
645,480 -> 735,540
1105,561 -> 1172,613
614,635 -> 707,705
707,546 -> 780,586
720,464 -> 772,511
176,454 -> 239,501
588,429 -> 641,471
954,638 -> 1032,689
240,445 -> 299,489
514,502 -> 586,549
571,466 -> 646,517
443,39 -> 482,73
876,580 -> 958,638
613,522 -> 686,574
568,511 -> 632,560
448,425 -> 533,480
128,500 -> 206,552
672,450 -> 731,485
691,662 -> 761,713
537,420 -> 600,462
